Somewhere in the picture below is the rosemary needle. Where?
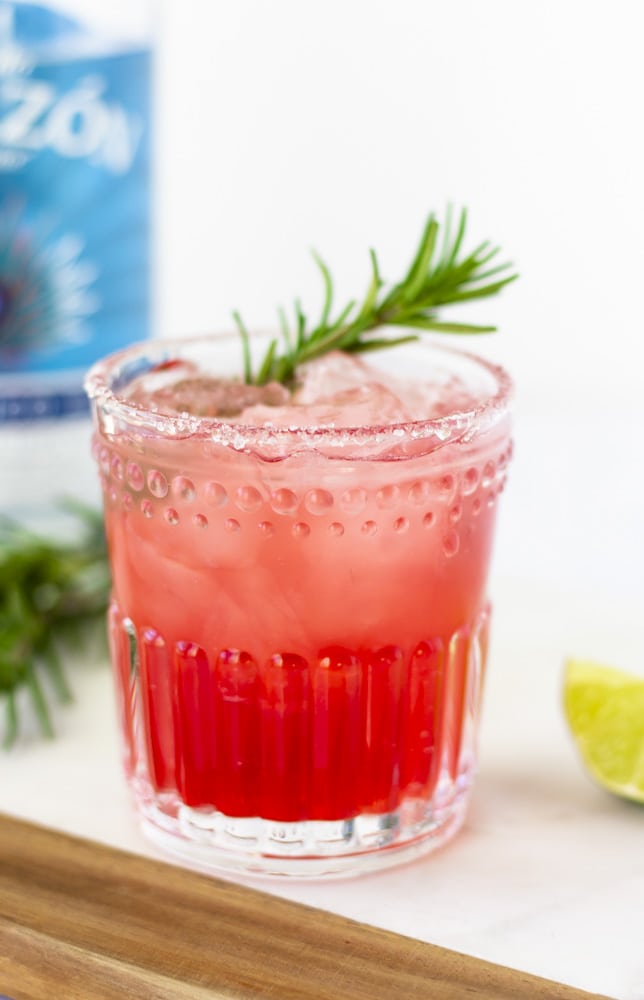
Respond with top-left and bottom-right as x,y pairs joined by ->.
235,206 -> 517,386
0,503 -> 110,748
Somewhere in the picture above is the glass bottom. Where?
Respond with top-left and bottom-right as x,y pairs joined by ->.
134,776 -> 472,878
108,601 -> 491,877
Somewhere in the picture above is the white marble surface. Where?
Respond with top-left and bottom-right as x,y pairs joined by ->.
3,400 -> 644,1000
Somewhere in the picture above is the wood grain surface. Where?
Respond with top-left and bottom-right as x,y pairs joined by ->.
0,813 -> 609,1000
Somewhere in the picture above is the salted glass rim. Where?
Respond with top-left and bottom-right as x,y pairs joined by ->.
84,332 -> 513,451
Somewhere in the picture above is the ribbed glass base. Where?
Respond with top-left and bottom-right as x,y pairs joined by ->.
108,600 -> 491,877
135,778 -> 471,878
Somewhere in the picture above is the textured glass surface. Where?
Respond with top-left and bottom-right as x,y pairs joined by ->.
89,334 -> 512,876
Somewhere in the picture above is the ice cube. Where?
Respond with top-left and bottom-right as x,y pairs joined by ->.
126,365 -> 290,418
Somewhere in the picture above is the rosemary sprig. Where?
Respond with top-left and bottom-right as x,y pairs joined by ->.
234,206 -> 517,386
0,502 -> 110,748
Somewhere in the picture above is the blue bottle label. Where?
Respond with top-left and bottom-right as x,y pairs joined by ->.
0,2 -> 151,422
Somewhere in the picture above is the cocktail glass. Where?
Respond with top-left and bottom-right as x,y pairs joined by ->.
85,334 -> 512,877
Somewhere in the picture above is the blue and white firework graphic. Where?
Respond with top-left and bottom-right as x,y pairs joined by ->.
0,197 -> 99,364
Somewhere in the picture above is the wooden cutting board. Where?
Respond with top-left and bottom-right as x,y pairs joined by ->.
0,813 -> 608,1000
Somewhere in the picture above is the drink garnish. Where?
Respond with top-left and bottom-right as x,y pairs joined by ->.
0,503 -> 110,748
564,659 -> 644,803
234,206 -> 517,386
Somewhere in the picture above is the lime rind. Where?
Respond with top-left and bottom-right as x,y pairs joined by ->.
563,659 -> 644,803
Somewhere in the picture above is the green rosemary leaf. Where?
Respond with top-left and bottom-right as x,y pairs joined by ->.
297,324 -> 355,363
26,661 -> 54,740
349,334 -> 420,353
436,203 -> 454,272
398,319 -> 498,334
272,354 -> 297,386
256,338 -> 279,385
241,206 -> 516,385
461,261 -> 517,285
445,273 -> 519,303
42,640 -> 73,703
232,310 -> 253,384
469,239 -> 493,262
278,306 -> 293,353
442,205 -> 468,272
403,217 -> 440,303
401,214 -> 436,288
312,251 -> 334,330
357,249 -> 383,322
331,298 -> 357,330
4,692 -> 17,750
295,299 -> 307,347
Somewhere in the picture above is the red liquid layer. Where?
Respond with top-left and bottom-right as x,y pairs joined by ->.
109,602 -> 489,822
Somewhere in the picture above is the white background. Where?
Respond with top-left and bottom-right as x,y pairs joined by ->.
4,5 -> 644,999
156,0 -> 644,404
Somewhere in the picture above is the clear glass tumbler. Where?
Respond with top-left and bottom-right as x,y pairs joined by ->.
85,334 -> 512,877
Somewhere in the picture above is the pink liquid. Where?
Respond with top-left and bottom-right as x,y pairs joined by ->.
92,344 -> 511,847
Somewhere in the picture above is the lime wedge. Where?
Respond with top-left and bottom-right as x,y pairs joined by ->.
563,659 -> 644,803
